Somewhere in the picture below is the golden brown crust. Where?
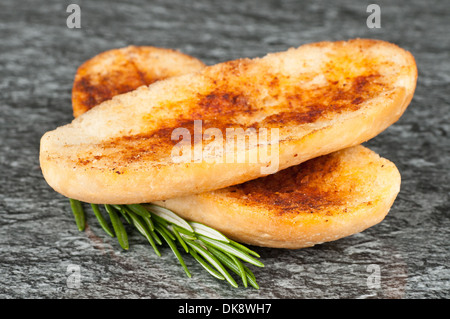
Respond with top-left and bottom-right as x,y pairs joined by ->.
223,152 -> 346,214
71,46 -> 205,117
40,39 -> 417,204
155,145 -> 401,248
72,68 -> 385,168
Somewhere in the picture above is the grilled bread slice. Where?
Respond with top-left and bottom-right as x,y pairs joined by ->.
155,145 -> 401,248
40,39 -> 416,204
72,46 -> 205,117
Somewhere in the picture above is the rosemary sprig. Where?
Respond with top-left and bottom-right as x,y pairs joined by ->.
68,199 -> 263,288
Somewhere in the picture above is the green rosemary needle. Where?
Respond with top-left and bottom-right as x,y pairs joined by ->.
185,239 -> 238,288
154,223 -> 191,278
90,204 -> 115,237
229,239 -> 261,258
126,204 -> 151,219
188,249 -> 225,281
104,204 -> 129,250
126,210 -> 160,256
206,245 -> 252,289
69,199 -> 85,231
170,225 -> 189,253
198,235 -> 264,268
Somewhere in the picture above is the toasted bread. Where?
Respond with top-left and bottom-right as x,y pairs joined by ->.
40,39 -> 416,204
72,46 -> 206,117
154,145 -> 400,248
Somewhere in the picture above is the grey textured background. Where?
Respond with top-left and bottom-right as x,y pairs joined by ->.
1,0 -> 449,299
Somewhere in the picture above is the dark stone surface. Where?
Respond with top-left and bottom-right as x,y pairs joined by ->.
0,0 -> 448,298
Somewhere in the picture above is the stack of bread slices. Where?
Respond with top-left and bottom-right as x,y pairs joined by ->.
40,39 -> 417,249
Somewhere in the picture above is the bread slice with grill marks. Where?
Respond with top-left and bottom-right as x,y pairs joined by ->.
72,46 -> 206,117
40,39 -> 416,204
